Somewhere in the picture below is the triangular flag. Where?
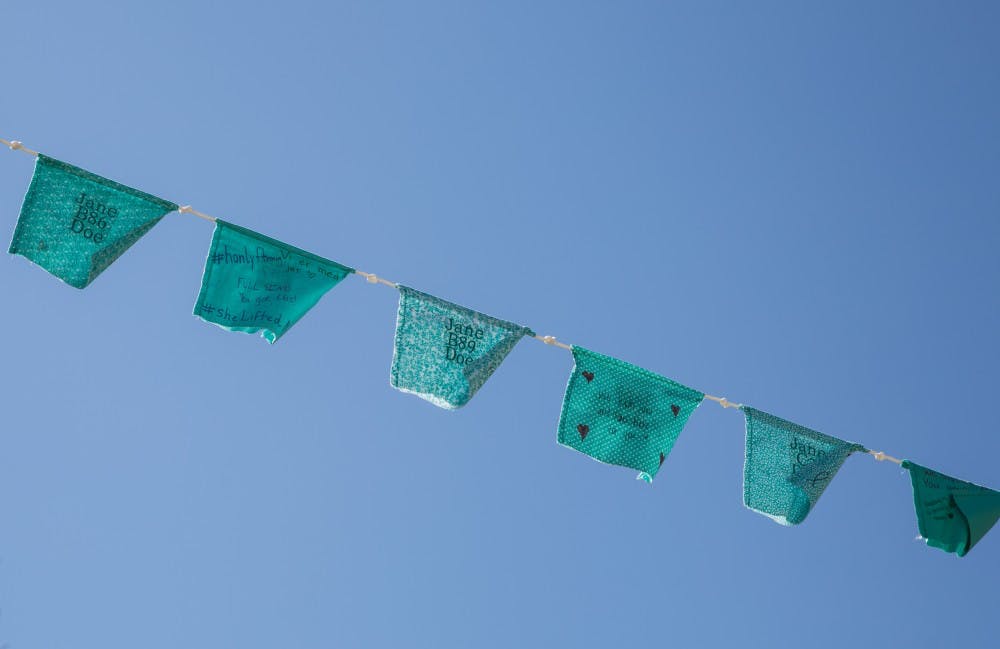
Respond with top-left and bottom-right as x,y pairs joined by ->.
8,154 -> 177,288
557,347 -> 704,482
193,221 -> 353,343
742,407 -> 864,525
390,286 -> 532,409
903,460 -> 1000,557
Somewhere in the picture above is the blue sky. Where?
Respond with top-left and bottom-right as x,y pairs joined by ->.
1,1 -> 998,647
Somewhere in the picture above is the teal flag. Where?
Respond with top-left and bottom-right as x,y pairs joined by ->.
742,407 -> 865,525
557,347 -> 704,482
8,154 -> 177,288
903,460 -> 1000,557
390,286 -> 532,409
194,221 -> 353,343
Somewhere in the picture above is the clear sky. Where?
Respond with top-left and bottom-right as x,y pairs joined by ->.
1,1 -> 998,647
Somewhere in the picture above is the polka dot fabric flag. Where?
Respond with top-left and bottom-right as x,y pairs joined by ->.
193,221 -> 353,343
742,407 -> 865,526
8,155 -> 177,288
903,460 -> 1000,557
557,347 -> 704,482
390,286 -> 533,409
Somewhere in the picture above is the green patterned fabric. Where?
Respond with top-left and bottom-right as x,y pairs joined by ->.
742,407 -> 864,525
557,347 -> 704,482
194,221 -> 353,343
8,154 -> 176,288
390,286 -> 532,409
903,460 -> 1000,557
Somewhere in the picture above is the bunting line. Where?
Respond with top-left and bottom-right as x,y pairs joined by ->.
0,137 -> 948,469
177,205 -> 217,223
2,138 -> 38,156
6,134 -> 1000,555
869,450 -> 904,465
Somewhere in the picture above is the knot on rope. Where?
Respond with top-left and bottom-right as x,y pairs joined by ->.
711,396 -> 740,409
178,205 -> 193,214
540,335 -> 558,346
9,140 -> 23,151
361,272 -> 379,284
871,450 -> 887,462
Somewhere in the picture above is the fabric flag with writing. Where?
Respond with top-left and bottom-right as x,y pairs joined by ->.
742,407 -> 865,526
194,221 -> 353,343
557,347 -> 704,482
903,460 -> 1000,557
8,154 -> 177,288
390,286 -> 532,409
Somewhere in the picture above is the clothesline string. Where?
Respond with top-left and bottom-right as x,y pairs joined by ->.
2,138 -> 39,156
178,205 -> 217,223
2,136 -> 904,466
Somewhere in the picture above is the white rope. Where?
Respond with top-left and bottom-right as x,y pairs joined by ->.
354,270 -> 399,288
704,394 -> 742,409
534,334 -> 572,350
178,205 -> 217,223
869,449 -> 904,465
1,137 -> 39,156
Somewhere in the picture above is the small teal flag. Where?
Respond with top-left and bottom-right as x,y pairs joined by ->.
9,154 -> 177,288
742,407 -> 865,525
390,286 -> 532,409
194,221 -> 353,343
557,347 -> 704,482
903,460 -> 1000,557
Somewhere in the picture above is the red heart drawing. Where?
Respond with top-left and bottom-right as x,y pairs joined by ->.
577,424 -> 589,440
582,371 -> 594,383
671,404 -> 680,417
